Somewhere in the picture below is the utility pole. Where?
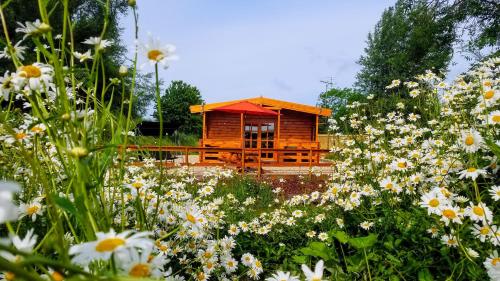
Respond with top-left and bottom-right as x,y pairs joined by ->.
320,76 -> 334,92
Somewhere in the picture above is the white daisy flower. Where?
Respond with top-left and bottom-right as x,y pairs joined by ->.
241,253 -> 254,267
484,251 -> 500,281
0,181 -> 20,224
0,71 -> 15,101
488,110 -> 500,125
301,259 -> 325,281
0,41 -> 27,61
266,271 -> 300,281
15,19 -> 51,38
465,202 -> 493,223
118,248 -> 168,278
459,128 -> 483,153
441,233 -> 458,247
19,197 -> 44,222
439,205 -> 463,226
73,49 -> 93,62
419,189 -> 447,215
141,34 -> 178,68
69,229 -> 153,266
457,167 -> 487,181
489,185 -> 500,201
83,36 -> 113,50
13,63 -> 53,91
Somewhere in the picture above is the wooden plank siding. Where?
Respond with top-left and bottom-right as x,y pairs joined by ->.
200,109 -> 320,163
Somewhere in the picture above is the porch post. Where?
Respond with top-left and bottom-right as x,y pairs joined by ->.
240,113 -> 245,174
201,111 -> 206,162
315,114 -> 319,163
277,109 -> 281,163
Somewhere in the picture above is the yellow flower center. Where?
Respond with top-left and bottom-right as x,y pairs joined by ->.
480,226 -> 490,235
159,245 -> 168,251
467,167 -> 477,172
255,260 -> 262,268
95,237 -> 126,252
131,181 -> 143,189
186,213 -> 197,224
30,126 -> 43,133
492,257 -> 500,266
203,252 -> 213,259
397,162 -> 407,168
447,239 -> 455,245
442,209 -> 456,219
312,278 -> 322,281
51,271 -> 64,281
472,206 -> 484,216
129,263 -> 150,277
196,272 -> 206,281
484,90 -> 494,99
492,115 -> 500,123
464,135 -> 474,146
5,272 -> 15,281
429,199 -> 440,208
147,49 -> 164,61
15,132 -> 27,140
386,183 -> 393,189
19,65 -> 42,78
27,205 -> 39,215
227,260 -> 234,267
484,81 -> 492,87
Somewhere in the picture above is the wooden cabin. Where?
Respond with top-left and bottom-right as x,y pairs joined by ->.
190,97 -> 332,165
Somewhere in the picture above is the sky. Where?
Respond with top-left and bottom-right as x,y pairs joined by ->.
120,0 -> 470,118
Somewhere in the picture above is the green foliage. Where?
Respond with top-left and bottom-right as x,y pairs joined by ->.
317,87 -> 366,133
154,80 -> 204,135
444,0 -> 500,59
356,0 -> 455,97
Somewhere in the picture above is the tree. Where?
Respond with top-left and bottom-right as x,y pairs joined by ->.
355,0 -> 455,96
443,0 -> 499,60
317,87 -> 366,133
0,1 -> 152,117
154,80 -> 204,135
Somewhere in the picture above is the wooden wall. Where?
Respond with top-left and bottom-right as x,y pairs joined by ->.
279,109 -> 315,146
202,110 -> 319,163
206,111 -> 241,140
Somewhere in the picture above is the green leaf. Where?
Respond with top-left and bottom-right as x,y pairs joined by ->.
292,255 -> 307,264
300,242 -> 331,261
418,268 -> 434,281
485,138 -> 500,159
51,194 -> 77,215
329,230 -> 349,243
348,233 -> 378,249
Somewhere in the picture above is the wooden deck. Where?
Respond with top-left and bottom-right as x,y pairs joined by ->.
122,145 -> 332,176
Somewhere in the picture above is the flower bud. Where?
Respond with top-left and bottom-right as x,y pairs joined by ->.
61,113 -> 71,121
38,23 -> 52,34
128,0 -> 136,7
119,65 -> 128,76
69,147 -> 88,158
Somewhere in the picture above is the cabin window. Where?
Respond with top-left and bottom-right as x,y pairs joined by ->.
244,124 -> 258,149
244,122 -> 275,160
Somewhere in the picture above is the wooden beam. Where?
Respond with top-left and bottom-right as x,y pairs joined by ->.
276,109 -> 281,163
315,114 -> 319,141
190,96 -> 332,116
315,114 -> 320,163
201,111 -> 206,162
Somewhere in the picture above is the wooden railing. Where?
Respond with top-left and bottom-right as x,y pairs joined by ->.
121,145 -> 332,175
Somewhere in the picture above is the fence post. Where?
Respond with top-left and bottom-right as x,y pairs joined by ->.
185,147 -> 189,167
241,148 -> 245,175
258,148 -> 262,178
309,147 -> 313,177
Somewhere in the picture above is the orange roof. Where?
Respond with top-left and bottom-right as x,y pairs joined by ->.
190,96 -> 332,116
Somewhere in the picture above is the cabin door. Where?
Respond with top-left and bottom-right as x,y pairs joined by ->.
244,121 -> 275,161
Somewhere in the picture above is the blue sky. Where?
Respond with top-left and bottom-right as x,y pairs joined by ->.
120,0 -> 470,117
